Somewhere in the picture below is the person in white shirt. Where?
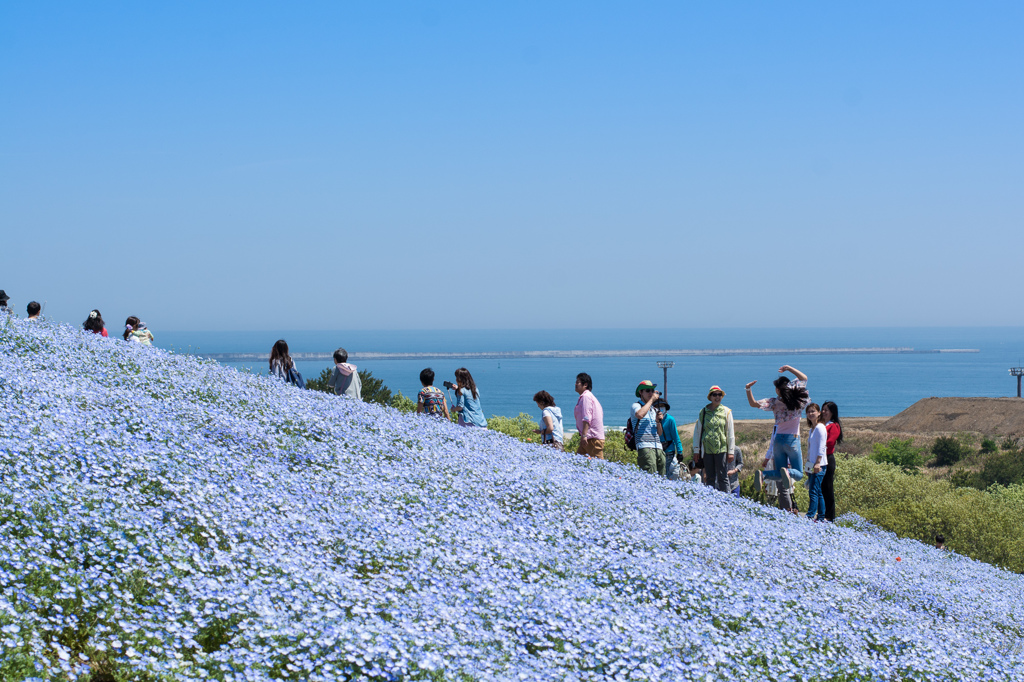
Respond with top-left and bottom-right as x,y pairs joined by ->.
805,403 -> 828,520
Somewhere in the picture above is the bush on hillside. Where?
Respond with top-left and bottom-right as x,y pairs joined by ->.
390,390 -> 417,414
980,437 -> 998,454
932,435 -> 968,467
869,437 -> 924,474
835,457 -> 1024,573
488,413 -> 542,443
975,448 -> 1024,489
563,430 -> 634,467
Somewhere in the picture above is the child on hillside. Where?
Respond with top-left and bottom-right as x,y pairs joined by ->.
417,368 -> 450,420
328,348 -> 362,400
686,460 -> 703,484
123,316 -> 154,345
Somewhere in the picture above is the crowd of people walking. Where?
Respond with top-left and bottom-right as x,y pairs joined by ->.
2,287 -> 843,520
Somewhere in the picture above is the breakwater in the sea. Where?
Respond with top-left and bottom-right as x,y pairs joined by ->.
200,347 -> 979,361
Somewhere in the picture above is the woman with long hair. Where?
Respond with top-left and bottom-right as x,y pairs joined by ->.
269,339 -> 295,381
748,365 -> 810,490
820,400 -> 843,522
452,368 -> 487,428
804,403 -> 828,520
83,309 -> 108,337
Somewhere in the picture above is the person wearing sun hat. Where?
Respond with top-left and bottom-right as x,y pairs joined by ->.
692,385 -> 735,492
631,380 -> 665,475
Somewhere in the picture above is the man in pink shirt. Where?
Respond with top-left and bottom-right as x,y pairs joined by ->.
573,372 -> 605,459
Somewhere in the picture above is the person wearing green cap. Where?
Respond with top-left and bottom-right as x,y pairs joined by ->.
631,380 -> 665,475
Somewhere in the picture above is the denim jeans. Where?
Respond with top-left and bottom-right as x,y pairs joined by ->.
806,466 -> 827,519
664,451 -> 680,480
762,434 -> 804,482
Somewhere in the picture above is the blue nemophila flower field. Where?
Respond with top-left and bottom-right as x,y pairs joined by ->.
1,318 -> 1022,681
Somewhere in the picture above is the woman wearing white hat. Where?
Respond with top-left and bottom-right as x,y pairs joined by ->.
692,385 -> 735,492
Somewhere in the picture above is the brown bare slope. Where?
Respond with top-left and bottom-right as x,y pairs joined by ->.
878,397 -> 1024,437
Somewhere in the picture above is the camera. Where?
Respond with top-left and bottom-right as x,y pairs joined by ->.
443,380 -> 456,390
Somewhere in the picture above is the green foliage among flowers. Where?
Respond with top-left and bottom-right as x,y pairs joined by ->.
869,437 -> 925,474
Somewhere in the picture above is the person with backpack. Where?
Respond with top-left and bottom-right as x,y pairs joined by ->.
692,385 -> 735,492
269,339 -> 304,388
630,380 -> 665,475
654,399 -> 683,480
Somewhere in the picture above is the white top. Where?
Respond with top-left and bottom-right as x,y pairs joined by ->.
807,423 -> 827,468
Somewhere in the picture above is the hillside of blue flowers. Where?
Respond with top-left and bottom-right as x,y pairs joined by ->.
1,317 -> 1023,682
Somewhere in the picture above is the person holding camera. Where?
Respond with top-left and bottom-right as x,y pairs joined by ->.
632,380 -> 665,476
449,368 -> 487,428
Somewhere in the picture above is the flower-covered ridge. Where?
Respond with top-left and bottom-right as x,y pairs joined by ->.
1,317 -> 1022,681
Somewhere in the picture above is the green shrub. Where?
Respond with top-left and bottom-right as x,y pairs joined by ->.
932,436 -> 968,467
305,368 -> 334,394
487,413 -> 542,444
563,430 -> 635,467
835,457 -> 1024,573
976,448 -> 1024,488
980,437 -> 998,454
390,391 -> 417,414
869,438 -> 924,474
359,370 -> 392,406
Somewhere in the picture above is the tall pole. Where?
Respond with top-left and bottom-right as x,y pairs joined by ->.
657,361 -> 675,401
1010,367 -> 1024,398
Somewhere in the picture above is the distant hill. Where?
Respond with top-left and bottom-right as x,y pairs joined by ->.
879,397 -> 1024,436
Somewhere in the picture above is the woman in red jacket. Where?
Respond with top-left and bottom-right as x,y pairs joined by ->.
820,401 -> 843,522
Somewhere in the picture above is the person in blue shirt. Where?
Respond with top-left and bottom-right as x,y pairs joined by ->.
451,367 -> 487,428
654,399 -> 684,480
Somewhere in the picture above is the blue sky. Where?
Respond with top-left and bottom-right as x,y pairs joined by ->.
2,2 -> 1022,331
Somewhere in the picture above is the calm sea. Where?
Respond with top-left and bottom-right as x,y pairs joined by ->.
156,328 -> 1024,426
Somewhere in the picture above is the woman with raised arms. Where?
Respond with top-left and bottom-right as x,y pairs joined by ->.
748,365 -> 810,491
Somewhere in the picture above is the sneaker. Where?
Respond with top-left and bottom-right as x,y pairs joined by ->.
780,467 -> 792,491
754,470 -> 763,494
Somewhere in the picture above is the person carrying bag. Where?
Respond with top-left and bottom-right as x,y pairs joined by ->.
692,385 -> 735,493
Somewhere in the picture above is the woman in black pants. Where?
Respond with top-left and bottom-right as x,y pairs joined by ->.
820,401 -> 843,522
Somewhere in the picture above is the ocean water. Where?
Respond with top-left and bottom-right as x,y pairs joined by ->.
156,328 -> 1024,426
